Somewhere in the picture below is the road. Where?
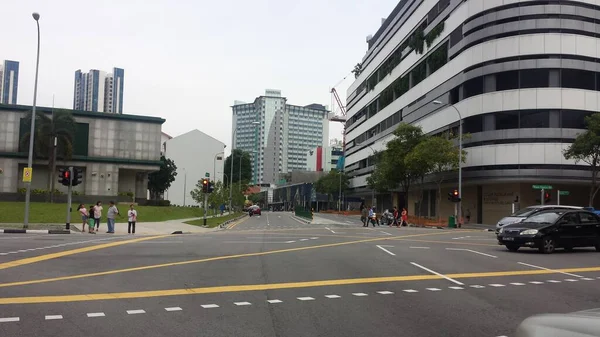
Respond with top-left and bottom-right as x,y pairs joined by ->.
0,212 -> 599,337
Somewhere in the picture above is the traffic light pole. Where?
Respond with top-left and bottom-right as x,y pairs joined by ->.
203,192 -> 208,226
541,189 -> 545,206
65,167 -> 73,230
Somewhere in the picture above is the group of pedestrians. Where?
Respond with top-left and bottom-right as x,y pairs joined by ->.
360,203 -> 408,227
77,202 -> 138,234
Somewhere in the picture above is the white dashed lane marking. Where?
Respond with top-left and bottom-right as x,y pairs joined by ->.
45,315 -> 63,320
0,237 -> 118,256
267,300 -> 283,304
352,293 -> 368,297
377,291 -> 394,295
234,302 -> 252,306
297,297 -> 315,301
325,295 -> 341,299
0,317 -> 20,323
126,310 -> 146,315
201,304 -> 219,309
86,312 -> 105,318
165,307 -> 182,312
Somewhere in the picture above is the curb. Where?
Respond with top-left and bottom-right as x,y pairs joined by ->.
290,215 -> 312,224
408,224 -> 446,230
0,229 -> 71,234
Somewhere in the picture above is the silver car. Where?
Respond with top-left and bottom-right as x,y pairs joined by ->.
516,308 -> 600,336
495,205 -> 582,232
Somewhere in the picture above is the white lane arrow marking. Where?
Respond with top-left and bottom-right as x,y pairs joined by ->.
376,245 -> 396,256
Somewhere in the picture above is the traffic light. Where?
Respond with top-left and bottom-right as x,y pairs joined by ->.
544,192 -> 551,203
202,178 -> 209,193
208,181 -> 215,193
448,189 -> 461,202
58,167 -> 72,186
72,168 -> 83,186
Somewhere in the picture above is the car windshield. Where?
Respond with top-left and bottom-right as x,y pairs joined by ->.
511,207 -> 539,217
522,212 -> 562,225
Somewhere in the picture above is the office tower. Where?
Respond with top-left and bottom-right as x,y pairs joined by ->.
232,89 -> 330,185
0,60 -> 19,105
73,67 -> 124,113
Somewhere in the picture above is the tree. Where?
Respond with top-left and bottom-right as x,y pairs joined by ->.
352,63 -> 363,79
368,123 -> 425,208
191,180 -> 246,211
248,193 -> 264,205
147,156 -> 177,200
314,169 -> 350,206
20,109 -> 77,201
224,149 -> 252,186
407,136 -> 464,220
564,113 -> 600,206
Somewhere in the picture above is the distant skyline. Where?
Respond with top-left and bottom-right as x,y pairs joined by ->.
3,0 -> 398,154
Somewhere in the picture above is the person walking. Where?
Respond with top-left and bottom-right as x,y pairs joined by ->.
127,204 -> 137,234
87,204 -> 96,234
106,201 -> 119,234
77,204 -> 88,232
361,205 -> 368,227
401,207 -> 408,227
392,206 -> 399,227
93,201 -> 103,232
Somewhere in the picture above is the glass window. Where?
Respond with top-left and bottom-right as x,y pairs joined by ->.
578,212 -> 599,224
562,69 -> 595,90
561,110 -> 590,129
496,71 -> 519,91
463,76 -> 483,99
495,111 -> 519,130
464,115 -> 483,133
520,69 -> 549,89
520,110 -> 549,128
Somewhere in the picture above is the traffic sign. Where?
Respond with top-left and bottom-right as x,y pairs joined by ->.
205,172 -> 210,178
559,191 -> 570,196
532,185 -> 552,190
22,168 -> 32,183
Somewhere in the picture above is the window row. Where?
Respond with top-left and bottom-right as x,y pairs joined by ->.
462,109 -> 593,133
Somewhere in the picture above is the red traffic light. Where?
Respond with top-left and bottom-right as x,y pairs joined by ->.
203,179 -> 208,185
453,190 -> 458,196
64,171 -> 70,178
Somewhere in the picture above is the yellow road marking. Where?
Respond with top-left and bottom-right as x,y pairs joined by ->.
0,235 -> 170,271
0,231 -> 452,288
226,216 -> 248,230
2,265 -> 600,305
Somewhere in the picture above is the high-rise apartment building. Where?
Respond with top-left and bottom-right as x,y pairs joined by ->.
232,89 -> 331,185
0,60 -> 19,105
73,67 -> 124,113
345,0 -> 600,224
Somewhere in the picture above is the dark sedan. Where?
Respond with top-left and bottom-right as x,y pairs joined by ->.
497,209 -> 600,254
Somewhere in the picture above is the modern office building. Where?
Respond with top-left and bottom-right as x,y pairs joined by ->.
0,60 -> 19,105
344,0 -> 599,224
232,89 -> 331,185
164,130 -> 226,206
0,103 -> 164,204
74,67 -> 124,113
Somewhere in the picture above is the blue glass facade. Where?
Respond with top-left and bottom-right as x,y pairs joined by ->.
112,67 -> 124,114
1,60 -> 19,104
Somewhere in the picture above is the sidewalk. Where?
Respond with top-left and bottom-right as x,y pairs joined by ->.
2,213 -> 232,235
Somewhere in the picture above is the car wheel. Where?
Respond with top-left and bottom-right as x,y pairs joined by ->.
506,244 -> 520,252
539,237 -> 556,254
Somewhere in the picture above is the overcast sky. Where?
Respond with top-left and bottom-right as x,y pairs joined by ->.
4,0 -> 396,153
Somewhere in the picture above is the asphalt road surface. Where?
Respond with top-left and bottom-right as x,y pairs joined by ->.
1,212 -> 599,337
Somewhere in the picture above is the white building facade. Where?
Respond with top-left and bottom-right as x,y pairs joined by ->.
164,130 -> 225,206
232,89 -> 330,185
345,0 -> 599,224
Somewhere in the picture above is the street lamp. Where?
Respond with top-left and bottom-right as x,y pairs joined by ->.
433,100 -> 463,226
213,151 -> 224,182
24,12 -> 41,229
180,168 -> 187,207
230,121 -> 259,212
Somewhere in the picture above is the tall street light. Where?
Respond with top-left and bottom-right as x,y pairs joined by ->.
24,12 -> 41,229
180,168 -> 187,207
433,100 -> 463,226
230,121 -> 259,212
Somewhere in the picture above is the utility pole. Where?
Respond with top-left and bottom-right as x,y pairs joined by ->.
203,191 -> 208,226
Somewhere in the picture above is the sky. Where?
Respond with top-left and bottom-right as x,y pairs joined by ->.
4,0 -> 398,154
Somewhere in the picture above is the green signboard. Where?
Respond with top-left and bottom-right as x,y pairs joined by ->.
559,191 -> 570,196
205,172 -> 210,178
532,185 -> 552,190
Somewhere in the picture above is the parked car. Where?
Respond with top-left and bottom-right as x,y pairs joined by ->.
248,205 -> 261,216
496,209 -> 600,253
495,205 -> 583,233
516,309 -> 600,336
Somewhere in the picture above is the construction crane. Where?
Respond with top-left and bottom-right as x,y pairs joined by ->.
329,72 -> 351,171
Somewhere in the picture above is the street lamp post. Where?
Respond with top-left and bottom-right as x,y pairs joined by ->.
24,12 -> 41,229
433,100 -> 463,226
181,168 -> 187,207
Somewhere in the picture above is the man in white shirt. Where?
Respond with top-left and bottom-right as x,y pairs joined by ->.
127,204 -> 138,234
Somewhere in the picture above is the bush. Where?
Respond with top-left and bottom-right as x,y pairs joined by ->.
146,199 -> 171,207
17,188 -> 26,194
118,191 -> 135,197
32,189 -> 48,195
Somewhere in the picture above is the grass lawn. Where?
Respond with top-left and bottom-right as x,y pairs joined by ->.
0,202 -> 205,224
185,213 -> 244,228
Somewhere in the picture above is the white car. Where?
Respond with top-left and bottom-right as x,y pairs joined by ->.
495,205 -> 583,233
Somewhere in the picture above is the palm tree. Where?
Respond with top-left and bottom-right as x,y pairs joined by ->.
20,109 -> 77,202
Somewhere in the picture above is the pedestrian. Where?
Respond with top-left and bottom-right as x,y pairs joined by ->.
93,201 -> 103,232
393,206 -> 399,227
401,207 -> 408,227
77,204 -> 88,232
106,201 -> 119,234
368,207 -> 378,227
87,205 -> 96,234
361,204 -> 368,227
127,204 -> 137,235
